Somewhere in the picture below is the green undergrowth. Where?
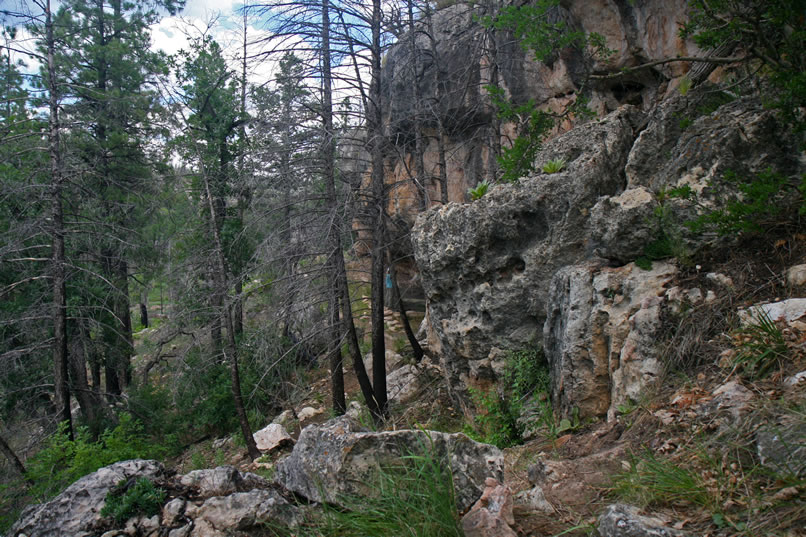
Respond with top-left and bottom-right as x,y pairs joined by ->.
101,477 -> 165,526
465,348 -> 562,448
291,444 -> 462,537
0,414 -> 167,532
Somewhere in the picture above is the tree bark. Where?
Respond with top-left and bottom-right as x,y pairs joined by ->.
368,0 -> 388,421
46,0 -> 73,440
322,0 -> 380,421
202,169 -> 260,461
389,260 -> 423,362
328,282 -> 345,415
424,3 -> 449,204
0,432 -> 28,482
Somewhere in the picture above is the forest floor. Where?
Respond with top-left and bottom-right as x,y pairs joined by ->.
164,239 -> 806,537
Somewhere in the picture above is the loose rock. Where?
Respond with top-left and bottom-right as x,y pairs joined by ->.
275,415 -> 504,512
598,504 -> 688,537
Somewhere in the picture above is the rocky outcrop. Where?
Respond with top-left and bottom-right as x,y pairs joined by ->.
178,489 -> 301,537
544,261 -> 676,420
8,459 -> 165,537
412,105 -> 643,401
461,478 -> 517,537
178,466 -> 269,499
598,504 -> 688,537
412,87 -> 803,412
274,415 -> 504,512
8,462 -> 301,537
252,423 -> 293,453
380,0 -> 702,216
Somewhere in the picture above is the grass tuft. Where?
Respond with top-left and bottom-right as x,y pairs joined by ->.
298,441 -> 463,537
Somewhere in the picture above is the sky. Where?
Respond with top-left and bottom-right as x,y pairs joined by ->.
2,0 -> 281,87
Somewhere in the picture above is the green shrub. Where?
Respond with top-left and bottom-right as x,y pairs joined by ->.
635,188 -> 693,270
24,414 -> 166,501
466,348 -> 551,448
686,169 -> 805,236
541,158 -> 566,174
468,180 -> 490,200
101,477 -> 165,526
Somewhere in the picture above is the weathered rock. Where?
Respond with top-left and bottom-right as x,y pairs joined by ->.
756,418 -> 806,477
297,406 -> 325,425
528,446 -> 625,500
514,485 -> 555,514
8,459 -> 164,537
598,504 -> 687,537
784,371 -> 806,388
179,466 -> 269,499
275,415 -> 503,512
183,489 -> 302,537
786,264 -> 806,287
412,105 -> 643,403
271,409 -> 296,430
412,77 -> 803,418
253,423 -> 293,452
705,272 -> 733,289
544,261 -> 677,420
380,0 -> 703,226
344,400 -> 364,420
162,498 -> 187,528
740,299 -> 806,325
386,358 -> 442,404
698,381 -> 754,422
461,478 -> 517,537
625,92 -> 801,195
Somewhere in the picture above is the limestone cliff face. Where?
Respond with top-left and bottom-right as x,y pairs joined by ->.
379,0 -> 701,225
411,87 -> 802,417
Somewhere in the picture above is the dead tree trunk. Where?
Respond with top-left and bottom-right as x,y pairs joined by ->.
202,171 -> 260,461
46,0 -> 72,439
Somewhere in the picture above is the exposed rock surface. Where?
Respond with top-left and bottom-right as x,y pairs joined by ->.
412,105 -> 643,402
178,466 -> 269,499
412,86 -> 802,409
756,417 -> 806,478
461,478 -> 517,537
740,299 -> 806,325
698,381 -> 754,423
380,0 -> 701,217
8,462 -> 304,537
598,504 -> 687,537
252,423 -> 293,452
544,261 -> 676,420
786,264 -> 806,287
180,489 -> 301,537
386,357 -> 442,404
274,415 -> 504,512
8,459 -> 164,537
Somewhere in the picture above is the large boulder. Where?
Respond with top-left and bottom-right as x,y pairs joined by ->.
178,466 -> 270,499
8,459 -> 165,537
274,416 -> 504,512
180,490 -> 302,537
411,86 -> 802,410
412,105 -> 643,402
544,261 -> 677,420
